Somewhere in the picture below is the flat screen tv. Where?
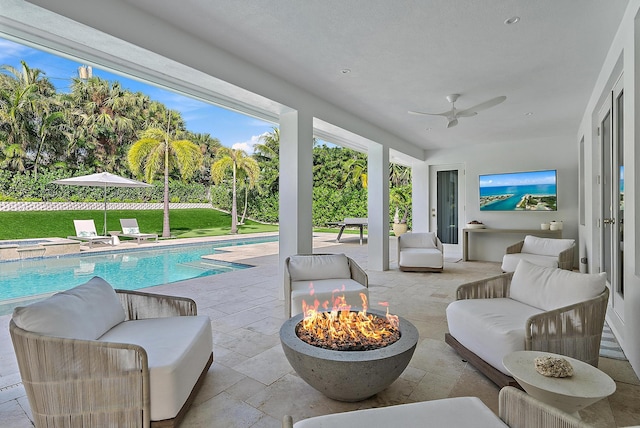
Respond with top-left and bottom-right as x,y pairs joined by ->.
479,169 -> 557,211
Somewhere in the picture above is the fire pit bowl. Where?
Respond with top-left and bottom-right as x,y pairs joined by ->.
280,309 -> 419,402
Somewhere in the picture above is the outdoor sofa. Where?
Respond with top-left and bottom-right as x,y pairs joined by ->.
10,276 -> 213,427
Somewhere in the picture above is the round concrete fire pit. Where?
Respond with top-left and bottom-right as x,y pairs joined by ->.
280,310 -> 419,402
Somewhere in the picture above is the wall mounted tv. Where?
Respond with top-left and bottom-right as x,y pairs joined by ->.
479,169 -> 557,211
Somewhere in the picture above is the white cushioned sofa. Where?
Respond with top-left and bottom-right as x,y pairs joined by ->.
10,276 -> 213,427
445,260 -> 608,387
397,232 -> 444,272
284,253 -> 368,318
501,235 -> 575,272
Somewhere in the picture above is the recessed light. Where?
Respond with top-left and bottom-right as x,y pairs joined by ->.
425,127 -> 432,131
525,112 -> 534,116
341,68 -> 351,74
504,16 -> 520,25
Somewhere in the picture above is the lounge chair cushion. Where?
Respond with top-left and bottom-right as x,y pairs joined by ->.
446,297 -> 543,375
12,276 -> 125,340
288,254 -> 351,281
520,235 -> 575,256
291,278 -> 367,315
98,315 -> 213,421
399,232 -> 437,248
510,260 -> 606,311
399,248 -> 443,268
293,396 -> 507,427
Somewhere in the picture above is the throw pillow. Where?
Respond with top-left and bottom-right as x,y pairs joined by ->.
12,276 -> 126,340
510,260 -> 606,310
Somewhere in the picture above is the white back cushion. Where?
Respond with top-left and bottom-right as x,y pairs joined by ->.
520,235 -> 575,256
288,254 -> 352,281
12,276 -> 126,340
400,232 -> 437,249
510,260 -> 606,310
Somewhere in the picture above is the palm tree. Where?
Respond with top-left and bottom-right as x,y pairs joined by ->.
343,155 -> 368,188
211,148 -> 260,234
128,124 -> 203,238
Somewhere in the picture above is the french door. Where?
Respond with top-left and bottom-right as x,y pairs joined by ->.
597,75 -> 624,321
429,164 -> 464,257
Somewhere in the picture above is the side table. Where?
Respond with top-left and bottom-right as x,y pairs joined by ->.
108,231 -> 121,245
503,351 -> 616,415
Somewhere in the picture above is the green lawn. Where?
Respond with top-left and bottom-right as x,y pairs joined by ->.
0,209 -> 278,240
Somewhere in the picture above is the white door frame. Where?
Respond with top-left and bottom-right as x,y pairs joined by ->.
429,164 -> 465,257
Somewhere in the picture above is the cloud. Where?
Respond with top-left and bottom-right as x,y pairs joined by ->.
0,39 -> 35,64
231,132 -> 270,153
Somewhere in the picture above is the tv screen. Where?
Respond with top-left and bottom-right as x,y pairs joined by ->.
479,169 -> 557,211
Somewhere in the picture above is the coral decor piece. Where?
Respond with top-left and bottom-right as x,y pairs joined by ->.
534,355 -> 574,378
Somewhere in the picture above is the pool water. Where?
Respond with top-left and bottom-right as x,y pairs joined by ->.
0,235 -> 278,304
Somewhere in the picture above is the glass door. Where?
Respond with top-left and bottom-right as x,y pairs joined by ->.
598,76 -> 624,321
430,164 -> 464,257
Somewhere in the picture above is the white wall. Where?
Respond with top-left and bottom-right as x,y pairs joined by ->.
422,136 -> 578,262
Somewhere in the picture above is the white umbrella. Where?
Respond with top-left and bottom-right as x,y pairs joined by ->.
52,172 -> 153,236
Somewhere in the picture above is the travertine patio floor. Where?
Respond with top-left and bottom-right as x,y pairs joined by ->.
0,233 -> 638,427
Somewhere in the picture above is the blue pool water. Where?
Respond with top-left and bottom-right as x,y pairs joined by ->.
0,235 -> 278,302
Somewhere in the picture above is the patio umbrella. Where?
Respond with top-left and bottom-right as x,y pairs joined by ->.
52,172 -> 153,236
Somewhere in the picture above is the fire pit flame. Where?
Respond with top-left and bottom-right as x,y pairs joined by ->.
298,286 -> 400,351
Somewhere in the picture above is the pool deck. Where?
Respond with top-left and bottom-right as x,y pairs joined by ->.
0,232 -> 639,427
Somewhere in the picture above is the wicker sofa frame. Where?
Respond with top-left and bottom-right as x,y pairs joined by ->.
445,271 -> 609,388
10,289 -> 213,428
505,240 -> 575,271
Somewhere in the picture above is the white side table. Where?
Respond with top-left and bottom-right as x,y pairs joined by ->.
108,231 -> 121,246
503,351 -> 616,415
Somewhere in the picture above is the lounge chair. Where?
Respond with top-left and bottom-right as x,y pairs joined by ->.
69,219 -> 113,248
120,218 -> 159,243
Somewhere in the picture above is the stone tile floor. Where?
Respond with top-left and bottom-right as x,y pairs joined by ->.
0,233 -> 638,427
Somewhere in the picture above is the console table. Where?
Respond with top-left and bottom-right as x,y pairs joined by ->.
462,228 -> 562,261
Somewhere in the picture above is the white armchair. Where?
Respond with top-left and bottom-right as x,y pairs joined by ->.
397,232 -> 444,272
445,260 -> 608,387
284,253 -> 368,318
501,235 -> 575,272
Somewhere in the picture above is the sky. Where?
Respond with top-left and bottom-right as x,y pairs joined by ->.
479,170 -> 557,188
0,37 -> 275,151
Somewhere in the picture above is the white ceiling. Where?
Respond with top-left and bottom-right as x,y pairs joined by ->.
11,0 -> 632,151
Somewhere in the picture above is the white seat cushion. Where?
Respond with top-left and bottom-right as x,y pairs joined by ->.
294,396 -> 507,427
521,235 -> 575,256
510,260 -> 606,311
291,278 -> 368,316
501,253 -> 558,272
446,298 -> 543,375
399,248 -> 443,268
12,276 -> 125,340
288,254 -> 351,281
98,316 -> 213,421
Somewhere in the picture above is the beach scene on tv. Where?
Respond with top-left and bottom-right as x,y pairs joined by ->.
479,170 -> 557,211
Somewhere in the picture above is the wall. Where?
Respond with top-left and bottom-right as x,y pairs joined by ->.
423,135 -> 579,263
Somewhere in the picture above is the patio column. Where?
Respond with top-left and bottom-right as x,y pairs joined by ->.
278,109 -> 314,289
368,143 -> 389,271
411,161 -> 429,232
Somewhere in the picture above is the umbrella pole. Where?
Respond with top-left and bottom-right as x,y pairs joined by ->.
104,185 -> 107,236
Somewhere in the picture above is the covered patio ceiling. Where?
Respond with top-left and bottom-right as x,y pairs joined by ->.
1,0 -> 630,156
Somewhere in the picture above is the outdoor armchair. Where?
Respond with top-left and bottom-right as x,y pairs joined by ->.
397,232 -> 444,272
445,260 -> 608,387
501,235 -> 575,272
284,253 -> 368,318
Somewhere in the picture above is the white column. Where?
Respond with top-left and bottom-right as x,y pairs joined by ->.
368,143 -> 389,271
411,161 -> 430,232
279,109 -> 314,294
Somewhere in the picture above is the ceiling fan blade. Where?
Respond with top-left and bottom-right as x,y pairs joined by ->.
447,118 -> 459,128
457,96 -> 507,116
408,109 -> 452,117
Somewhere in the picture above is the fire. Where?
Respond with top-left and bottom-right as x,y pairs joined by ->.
298,284 -> 400,350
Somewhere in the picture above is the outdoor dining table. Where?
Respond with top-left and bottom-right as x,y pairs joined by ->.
327,218 -> 368,245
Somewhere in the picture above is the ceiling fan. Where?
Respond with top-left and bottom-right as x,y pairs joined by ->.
409,94 -> 507,128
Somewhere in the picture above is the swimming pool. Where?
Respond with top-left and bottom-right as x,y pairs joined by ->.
0,235 -> 278,307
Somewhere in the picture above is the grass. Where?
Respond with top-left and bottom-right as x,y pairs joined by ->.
0,209 -> 279,240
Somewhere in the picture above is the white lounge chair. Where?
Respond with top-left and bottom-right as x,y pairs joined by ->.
69,220 -> 113,248
120,218 -> 158,243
